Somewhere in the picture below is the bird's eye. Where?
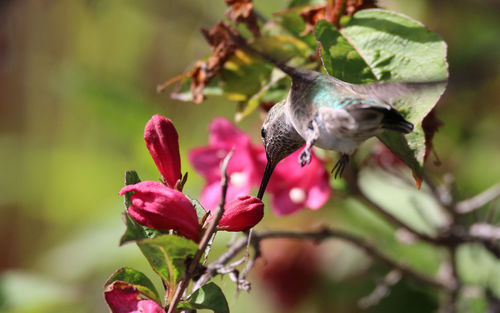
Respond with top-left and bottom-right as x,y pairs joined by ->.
261,128 -> 267,138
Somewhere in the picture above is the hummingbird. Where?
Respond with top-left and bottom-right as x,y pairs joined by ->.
228,34 -> 444,199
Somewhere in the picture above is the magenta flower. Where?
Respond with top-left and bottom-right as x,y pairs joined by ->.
208,195 -> 264,232
265,148 -> 331,216
120,181 -> 200,242
189,117 -> 331,216
144,115 -> 182,188
189,118 -> 263,211
104,281 -> 165,313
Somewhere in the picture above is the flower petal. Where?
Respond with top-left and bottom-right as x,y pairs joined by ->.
104,281 -> 165,313
120,181 -> 200,241
144,115 -> 182,187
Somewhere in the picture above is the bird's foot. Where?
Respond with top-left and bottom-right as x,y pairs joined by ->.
299,148 -> 312,167
331,154 -> 350,179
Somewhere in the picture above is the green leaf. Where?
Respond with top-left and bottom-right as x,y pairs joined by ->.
220,50 -> 271,102
288,0 -> 325,8
124,170 -> 141,208
228,35 -> 311,120
314,10 -> 448,179
251,35 -> 312,61
137,234 -> 198,289
186,195 -> 208,220
314,20 -> 376,83
104,267 -> 161,304
271,6 -> 319,49
120,211 -> 148,245
120,211 -> 163,245
170,76 -> 223,102
235,68 -> 288,122
341,10 -> 448,82
178,282 -> 229,313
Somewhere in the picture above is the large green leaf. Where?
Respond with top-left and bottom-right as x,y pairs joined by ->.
178,282 -> 229,313
137,235 -> 198,289
314,10 -> 448,180
315,20 -> 376,83
104,267 -> 161,304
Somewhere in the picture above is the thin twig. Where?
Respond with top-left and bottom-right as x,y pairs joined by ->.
357,192 -> 438,243
455,183 -> 500,214
344,164 -> 439,244
327,0 -> 347,27
166,151 -> 233,313
197,228 -> 452,291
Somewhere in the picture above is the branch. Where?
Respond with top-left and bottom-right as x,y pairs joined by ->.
344,168 -> 438,244
167,151 -> 233,313
455,183 -> 500,214
356,191 -> 439,244
197,227 -> 452,291
327,0 -> 347,28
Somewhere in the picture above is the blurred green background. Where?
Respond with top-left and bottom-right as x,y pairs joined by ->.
0,0 -> 499,312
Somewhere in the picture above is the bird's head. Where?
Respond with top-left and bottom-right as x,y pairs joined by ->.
257,100 -> 305,199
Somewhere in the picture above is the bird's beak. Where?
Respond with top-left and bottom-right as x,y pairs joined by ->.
257,160 -> 276,200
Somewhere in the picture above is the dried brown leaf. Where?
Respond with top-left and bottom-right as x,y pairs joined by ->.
188,22 -> 239,104
299,5 -> 326,35
299,0 -> 377,34
225,0 -> 261,38
422,109 -> 444,162
345,0 -> 378,16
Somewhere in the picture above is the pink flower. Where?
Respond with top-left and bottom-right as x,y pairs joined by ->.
189,117 -> 331,216
104,281 -> 165,313
144,115 -> 182,188
189,118 -> 263,211
119,181 -> 200,242
208,195 -> 264,232
265,149 -> 331,216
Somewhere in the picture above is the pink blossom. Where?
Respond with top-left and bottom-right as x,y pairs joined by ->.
265,149 -> 331,216
189,118 -> 263,211
189,117 -> 331,216
119,181 -> 200,242
208,195 -> 264,232
104,281 -> 165,313
144,115 -> 182,188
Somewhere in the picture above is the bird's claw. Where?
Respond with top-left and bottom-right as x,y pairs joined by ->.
331,154 -> 349,179
299,148 -> 311,167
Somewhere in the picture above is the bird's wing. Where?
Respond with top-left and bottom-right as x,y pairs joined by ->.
348,80 -> 447,102
343,98 -> 414,134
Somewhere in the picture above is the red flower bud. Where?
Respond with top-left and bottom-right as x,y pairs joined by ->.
212,195 -> 264,232
144,115 -> 182,188
104,281 -> 165,313
119,181 -> 200,242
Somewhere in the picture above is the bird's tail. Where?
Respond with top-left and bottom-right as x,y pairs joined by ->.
380,108 -> 414,134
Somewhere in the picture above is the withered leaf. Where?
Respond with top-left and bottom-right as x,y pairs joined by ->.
345,0 -> 378,16
189,22 -> 240,104
299,0 -> 378,33
225,0 -> 261,38
422,109 -> 444,162
299,5 -> 326,35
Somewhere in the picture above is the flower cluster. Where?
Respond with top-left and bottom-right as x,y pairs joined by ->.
189,118 -> 330,215
119,115 -> 264,242
106,115 -> 266,313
